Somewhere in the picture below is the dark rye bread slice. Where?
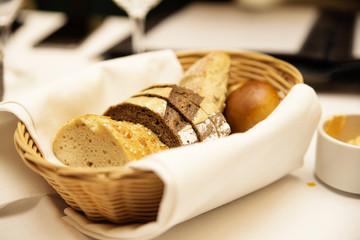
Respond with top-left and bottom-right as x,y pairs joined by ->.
134,85 -> 219,142
103,96 -> 198,148
141,84 -> 231,138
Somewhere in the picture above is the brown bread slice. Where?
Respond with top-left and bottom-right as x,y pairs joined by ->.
141,84 -> 231,138
134,85 -> 219,142
104,96 -> 198,148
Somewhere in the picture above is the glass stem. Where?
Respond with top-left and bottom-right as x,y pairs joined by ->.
130,14 -> 145,54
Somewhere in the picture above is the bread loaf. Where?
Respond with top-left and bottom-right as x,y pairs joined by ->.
167,84 -> 230,137
140,84 -> 230,138
134,84 -> 219,141
53,114 -> 168,168
104,96 -> 198,148
179,51 -> 231,112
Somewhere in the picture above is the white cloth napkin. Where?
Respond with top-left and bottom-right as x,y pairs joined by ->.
0,49 -> 321,240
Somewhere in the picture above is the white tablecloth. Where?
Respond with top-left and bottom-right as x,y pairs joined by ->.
1,7 -> 359,240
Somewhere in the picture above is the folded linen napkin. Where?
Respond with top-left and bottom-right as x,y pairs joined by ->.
0,49 -> 321,240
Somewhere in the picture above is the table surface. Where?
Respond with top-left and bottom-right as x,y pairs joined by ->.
0,7 -> 360,240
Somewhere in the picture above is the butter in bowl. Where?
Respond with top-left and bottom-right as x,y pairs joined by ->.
315,114 -> 360,194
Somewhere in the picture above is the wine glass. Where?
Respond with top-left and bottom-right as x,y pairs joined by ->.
112,0 -> 162,54
0,0 -> 23,101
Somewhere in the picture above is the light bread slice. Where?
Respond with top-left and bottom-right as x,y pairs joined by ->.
104,96 -> 198,148
53,114 -> 168,168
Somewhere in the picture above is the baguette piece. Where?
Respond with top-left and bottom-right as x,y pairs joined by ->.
53,114 -> 168,168
179,51 -> 231,112
197,96 -> 231,137
166,84 -> 230,137
134,84 -> 219,141
104,96 -> 198,148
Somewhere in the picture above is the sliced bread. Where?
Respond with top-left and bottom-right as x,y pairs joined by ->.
140,84 -> 230,138
134,84 -> 219,141
52,114 -> 168,168
104,96 -> 198,148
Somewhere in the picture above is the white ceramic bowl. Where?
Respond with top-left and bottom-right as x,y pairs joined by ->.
315,114 -> 360,194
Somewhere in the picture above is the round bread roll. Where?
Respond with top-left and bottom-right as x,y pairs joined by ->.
224,80 -> 280,133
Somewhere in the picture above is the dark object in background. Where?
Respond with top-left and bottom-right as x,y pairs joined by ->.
33,0 -> 197,49
274,9 -> 360,93
101,0 -> 196,57
35,0 -> 102,48
32,0 -> 360,93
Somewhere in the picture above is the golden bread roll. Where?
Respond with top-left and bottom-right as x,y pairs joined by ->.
224,80 -> 280,133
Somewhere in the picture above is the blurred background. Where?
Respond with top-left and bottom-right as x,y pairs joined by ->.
10,0 -> 360,93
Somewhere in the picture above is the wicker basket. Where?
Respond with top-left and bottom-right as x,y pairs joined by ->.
13,50 -> 303,225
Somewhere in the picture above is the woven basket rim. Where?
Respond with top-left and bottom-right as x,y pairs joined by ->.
175,48 -> 303,80
14,49 -> 303,180
14,121 -> 149,180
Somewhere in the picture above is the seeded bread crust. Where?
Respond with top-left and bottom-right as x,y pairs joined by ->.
104,96 -> 198,148
53,114 -> 168,168
134,85 -> 219,141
